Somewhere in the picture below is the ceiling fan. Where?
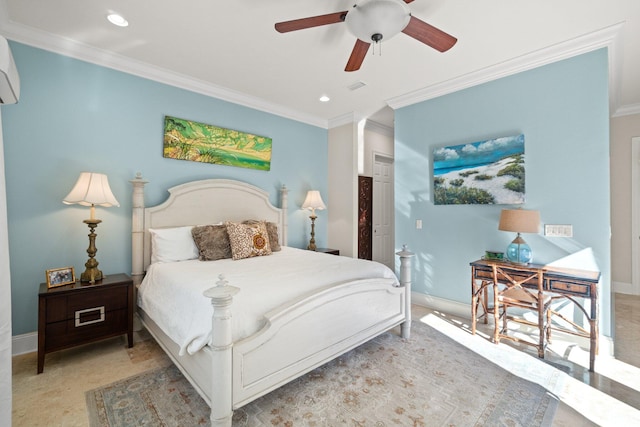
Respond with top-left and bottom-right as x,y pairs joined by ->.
275,0 -> 457,72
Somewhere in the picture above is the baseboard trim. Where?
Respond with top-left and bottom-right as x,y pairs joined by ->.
411,291 -> 470,319
613,280 -> 638,295
412,291 -> 614,358
12,332 -> 36,356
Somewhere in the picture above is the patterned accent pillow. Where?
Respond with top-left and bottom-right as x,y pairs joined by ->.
243,220 -> 281,251
191,225 -> 232,261
226,221 -> 272,260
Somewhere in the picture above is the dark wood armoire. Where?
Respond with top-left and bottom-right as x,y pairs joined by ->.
358,176 -> 372,260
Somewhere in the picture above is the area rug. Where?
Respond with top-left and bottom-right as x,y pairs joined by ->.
86,321 -> 557,426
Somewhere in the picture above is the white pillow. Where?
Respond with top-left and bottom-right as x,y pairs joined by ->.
149,226 -> 199,263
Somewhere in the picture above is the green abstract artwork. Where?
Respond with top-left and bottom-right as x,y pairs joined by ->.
163,116 -> 272,171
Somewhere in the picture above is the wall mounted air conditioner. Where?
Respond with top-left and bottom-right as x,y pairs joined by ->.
0,36 -> 20,104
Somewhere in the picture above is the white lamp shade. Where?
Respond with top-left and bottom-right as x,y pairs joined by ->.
498,209 -> 540,234
345,0 -> 411,43
63,172 -> 120,207
302,190 -> 326,212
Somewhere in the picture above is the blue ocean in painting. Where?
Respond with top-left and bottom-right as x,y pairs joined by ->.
433,134 -> 525,175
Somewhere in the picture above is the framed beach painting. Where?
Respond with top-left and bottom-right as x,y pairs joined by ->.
163,116 -> 272,171
433,134 -> 525,205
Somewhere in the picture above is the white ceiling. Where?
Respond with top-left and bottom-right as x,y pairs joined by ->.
1,0 -> 638,129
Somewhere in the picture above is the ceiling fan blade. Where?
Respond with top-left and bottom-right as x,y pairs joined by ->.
345,39 -> 371,72
404,0 -> 416,3
402,16 -> 457,52
275,11 -> 347,33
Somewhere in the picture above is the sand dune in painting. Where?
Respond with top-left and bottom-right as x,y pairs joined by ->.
436,156 -> 525,204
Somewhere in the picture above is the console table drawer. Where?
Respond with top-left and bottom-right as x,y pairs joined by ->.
474,265 -> 540,285
547,278 -> 591,297
473,268 -> 493,281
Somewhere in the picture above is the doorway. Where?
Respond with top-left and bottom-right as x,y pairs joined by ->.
631,137 -> 640,295
372,153 -> 394,269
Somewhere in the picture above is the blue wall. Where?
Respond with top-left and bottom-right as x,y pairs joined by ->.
2,42 -> 328,335
395,49 -> 611,335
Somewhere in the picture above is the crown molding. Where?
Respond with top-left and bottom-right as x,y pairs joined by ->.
387,23 -> 625,116
612,102 -> 640,118
365,120 -> 393,137
328,112 -> 359,129
0,16 -> 329,129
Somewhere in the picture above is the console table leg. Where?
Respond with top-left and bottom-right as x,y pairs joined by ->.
471,278 -> 478,335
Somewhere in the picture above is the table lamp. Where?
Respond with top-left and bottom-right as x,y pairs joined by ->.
301,190 -> 326,251
63,172 -> 120,283
498,208 -> 540,264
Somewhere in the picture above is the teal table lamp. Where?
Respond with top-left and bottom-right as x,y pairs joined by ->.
498,208 -> 540,264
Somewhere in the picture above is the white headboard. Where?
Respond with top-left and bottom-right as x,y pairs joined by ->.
130,175 -> 288,281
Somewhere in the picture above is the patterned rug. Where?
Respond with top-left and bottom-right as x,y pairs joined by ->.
86,321 -> 557,426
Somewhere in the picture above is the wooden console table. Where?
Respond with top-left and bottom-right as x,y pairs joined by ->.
470,259 -> 601,371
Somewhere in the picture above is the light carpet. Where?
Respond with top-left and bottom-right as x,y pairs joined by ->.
86,321 -> 557,426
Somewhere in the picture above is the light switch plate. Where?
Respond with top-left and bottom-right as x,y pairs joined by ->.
544,224 -> 573,237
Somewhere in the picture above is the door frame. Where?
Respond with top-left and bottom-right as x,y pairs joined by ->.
630,137 -> 640,295
372,151 -> 394,269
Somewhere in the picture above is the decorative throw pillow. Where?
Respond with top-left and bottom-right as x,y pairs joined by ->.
265,222 -> 281,252
149,226 -> 199,264
226,221 -> 272,260
243,219 -> 281,251
191,225 -> 232,261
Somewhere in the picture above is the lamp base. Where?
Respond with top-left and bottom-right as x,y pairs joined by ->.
505,234 -> 532,264
307,214 -> 317,251
81,219 -> 103,283
81,269 -> 103,283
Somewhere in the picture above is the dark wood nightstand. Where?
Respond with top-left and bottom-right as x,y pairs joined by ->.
37,273 -> 134,373
315,248 -> 340,256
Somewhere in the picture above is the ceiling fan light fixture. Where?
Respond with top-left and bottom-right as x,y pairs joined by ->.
345,0 -> 410,43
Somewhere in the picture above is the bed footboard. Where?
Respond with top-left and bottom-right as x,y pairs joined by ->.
203,249 -> 414,427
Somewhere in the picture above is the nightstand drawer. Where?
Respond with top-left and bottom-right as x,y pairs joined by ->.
45,285 -> 128,323
44,308 -> 128,350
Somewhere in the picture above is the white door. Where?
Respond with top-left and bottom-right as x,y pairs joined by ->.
631,137 -> 640,295
373,154 -> 394,269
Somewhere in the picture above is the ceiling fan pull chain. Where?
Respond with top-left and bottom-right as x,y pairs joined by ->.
370,40 -> 382,56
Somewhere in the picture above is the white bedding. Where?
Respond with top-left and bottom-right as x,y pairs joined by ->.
138,247 -> 399,355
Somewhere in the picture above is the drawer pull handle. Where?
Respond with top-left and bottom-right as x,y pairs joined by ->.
75,306 -> 105,327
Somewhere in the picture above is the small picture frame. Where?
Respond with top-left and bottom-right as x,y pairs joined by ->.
46,267 -> 76,288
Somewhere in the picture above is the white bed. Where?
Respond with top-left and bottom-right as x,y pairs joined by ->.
130,175 -> 414,426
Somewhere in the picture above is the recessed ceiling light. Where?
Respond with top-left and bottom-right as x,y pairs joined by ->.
107,13 -> 129,27
319,95 -> 330,102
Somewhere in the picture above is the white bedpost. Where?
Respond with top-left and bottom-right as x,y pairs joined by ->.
203,275 -> 240,427
130,173 -> 148,286
280,184 -> 288,246
397,245 -> 414,339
